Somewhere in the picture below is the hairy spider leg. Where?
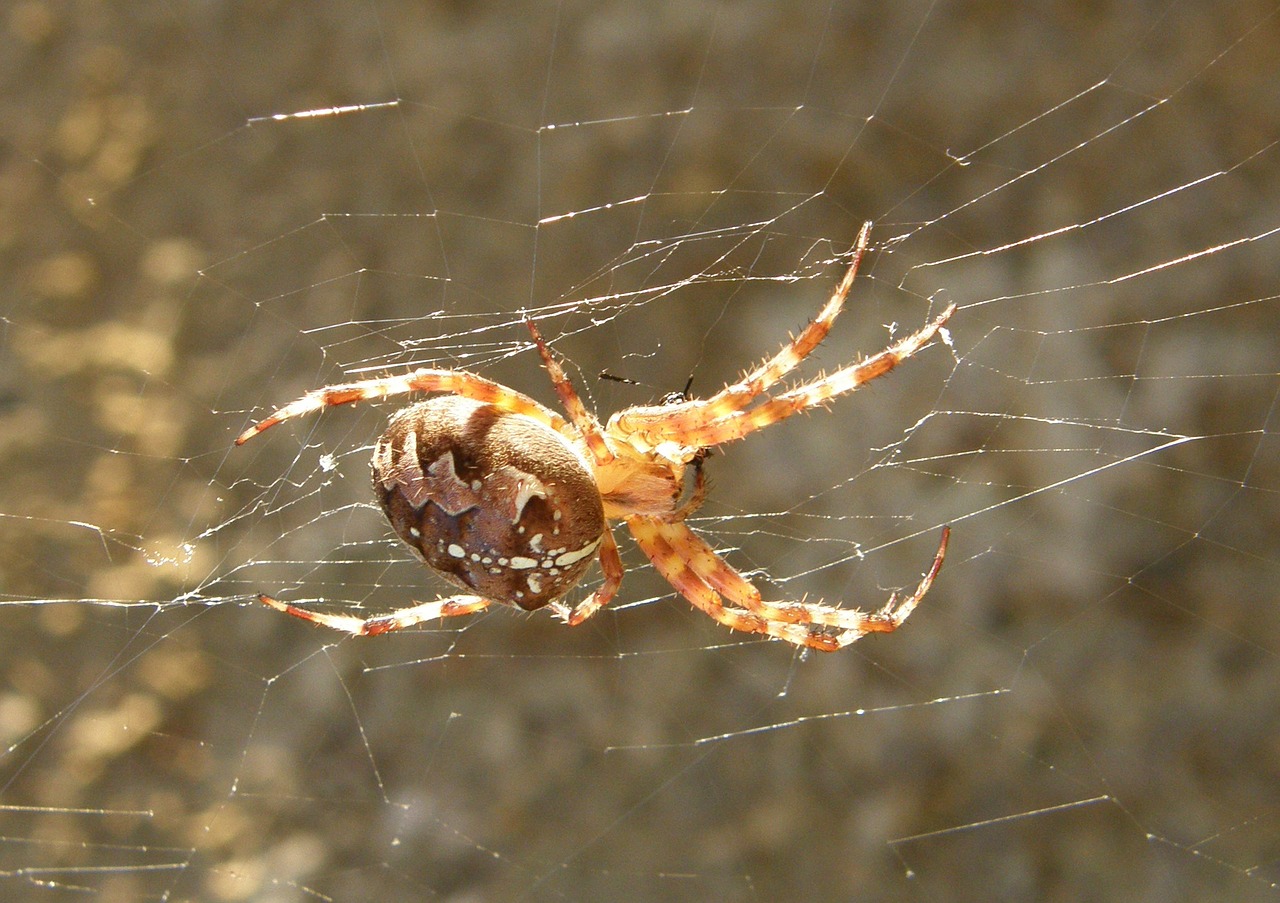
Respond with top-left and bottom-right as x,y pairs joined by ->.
262,524 -> 624,636
521,317 -> 637,625
559,526 -> 624,625
627,516 -> 815,646
855,526 -> 951,637
614,221 -> 874,437
257,593 -> 491,636
679,522 -> 949,639
665,302 -> 956,449
524,317 -> 615,466
630,520 -> 949,651
235,368 -> 570,445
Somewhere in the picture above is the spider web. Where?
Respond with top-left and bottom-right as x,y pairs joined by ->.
2,1 -> 1278,900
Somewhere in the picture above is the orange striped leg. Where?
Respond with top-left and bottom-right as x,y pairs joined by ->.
627,516 -> 772,639
236,368 -> 569,445
613,223 -> 873,443
628,516 -> 839,650
258,593 -> 491,636
559,526 -> 625,626
676,303 -> 956,448
677,522 -> 950,647
525,318 -> 614,466
653,519 -> 816,625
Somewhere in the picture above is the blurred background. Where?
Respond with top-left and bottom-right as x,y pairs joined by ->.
1,1 -> 1277,900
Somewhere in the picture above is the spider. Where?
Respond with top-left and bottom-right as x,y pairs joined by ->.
236,222 -> 955,651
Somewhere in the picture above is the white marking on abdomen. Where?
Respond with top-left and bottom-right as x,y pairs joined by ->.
555,537 -> 601,567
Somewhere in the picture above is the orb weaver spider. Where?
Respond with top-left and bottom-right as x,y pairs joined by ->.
238,222 -> 954,651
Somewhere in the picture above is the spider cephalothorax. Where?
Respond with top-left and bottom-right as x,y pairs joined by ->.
237,222 -> 954,650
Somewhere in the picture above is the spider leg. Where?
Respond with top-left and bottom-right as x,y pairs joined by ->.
875,526 -> 950,632
627,516 -> 836,650
525,317 -> 615,466
671,302 -> 956,449
553,525 -> 624,626
236,369 -> 569,445
613,221 -> 873,441
680,523 -> 950,648
258,593 -> 491,636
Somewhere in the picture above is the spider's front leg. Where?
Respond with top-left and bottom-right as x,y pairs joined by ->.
626,516 -> 783,643
666,302 -> 956,449
628,517 -> 950,652
612,221 -> 876,439
257,593 -> 492,636
685,525 -> 951,648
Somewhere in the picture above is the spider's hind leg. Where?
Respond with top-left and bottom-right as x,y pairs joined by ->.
235,368 -> 569,445
257,593 -> 491,636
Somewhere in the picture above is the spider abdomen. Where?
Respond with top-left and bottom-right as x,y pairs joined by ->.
372,396 -> 605,611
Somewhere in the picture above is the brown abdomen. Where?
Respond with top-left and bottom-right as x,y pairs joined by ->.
372,396 -> 605,610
